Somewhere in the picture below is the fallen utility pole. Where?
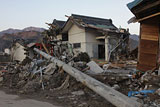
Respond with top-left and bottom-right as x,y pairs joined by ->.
34,48 -> 142,107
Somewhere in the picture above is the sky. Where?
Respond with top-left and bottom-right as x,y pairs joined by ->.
0,0 -> 140,35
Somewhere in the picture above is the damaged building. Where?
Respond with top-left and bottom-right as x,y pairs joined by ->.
51,14 -> 130,62
10,39 -> 27,62
1,6 -> 160,107
51,19 -> 66,41
127,0 -> 160,71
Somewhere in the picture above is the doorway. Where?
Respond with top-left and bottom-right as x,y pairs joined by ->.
98,45 -> 105,59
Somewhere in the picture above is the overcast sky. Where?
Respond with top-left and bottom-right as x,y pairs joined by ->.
0,0 -> 139,34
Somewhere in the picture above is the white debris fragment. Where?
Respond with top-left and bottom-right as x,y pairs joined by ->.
87,61 -> 104,74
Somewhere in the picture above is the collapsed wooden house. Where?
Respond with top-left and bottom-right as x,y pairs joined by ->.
127,0 -> 160,71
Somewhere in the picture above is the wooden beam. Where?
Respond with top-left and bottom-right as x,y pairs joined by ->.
34,48 -> 142,107
41,42 -> 50,55
96,36 -> 105,40
138,12 -> 160,22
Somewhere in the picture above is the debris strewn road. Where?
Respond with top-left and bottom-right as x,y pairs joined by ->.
0,90 -> 60,107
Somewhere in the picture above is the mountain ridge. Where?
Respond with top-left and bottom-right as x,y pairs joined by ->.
0,27 -> 45,36
0,27 -> 45,51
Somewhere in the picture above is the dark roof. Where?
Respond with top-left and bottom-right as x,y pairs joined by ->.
52,19 -> 66,28
71,14 -> 117,30
127,0 -> 160,19
127,0 -> 143,10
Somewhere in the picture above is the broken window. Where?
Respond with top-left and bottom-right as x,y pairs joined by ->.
62,33 -> 68,41
73,43 -> 81,48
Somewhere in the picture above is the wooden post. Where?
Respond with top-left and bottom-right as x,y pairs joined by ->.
33,48 -> 142,107
41,42 -> 50,55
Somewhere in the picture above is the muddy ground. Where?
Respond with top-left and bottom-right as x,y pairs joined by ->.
0,90 -> 60,107
0,70 -> 116,107
0,61 -> 160,107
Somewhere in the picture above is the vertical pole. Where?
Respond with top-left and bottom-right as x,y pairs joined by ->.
105,35 -> 109,61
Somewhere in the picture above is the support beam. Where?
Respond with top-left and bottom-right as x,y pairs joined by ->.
33,48 -> 142,107
137,12 -> 160,22
41,42 -> 50,55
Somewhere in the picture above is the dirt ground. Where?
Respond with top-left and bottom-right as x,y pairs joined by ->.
1,60 -> 159,107
0,90 -> 61,107
0,76 -> 114,107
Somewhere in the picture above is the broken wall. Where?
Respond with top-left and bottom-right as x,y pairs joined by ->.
105,34 -> 129,62
10,43 -> 27,62
129,35 -> 139,52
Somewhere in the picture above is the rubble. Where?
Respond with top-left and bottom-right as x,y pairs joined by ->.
158,67 -> 160,76
71,90 -> 85,96
1,52 -> 160,107
156,88 -> 160,96
0,37 -> 159,107
87,61 -> 104,74
112,84 -> 120,90
0,77 -> 3,82
0,0 -> 159,106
